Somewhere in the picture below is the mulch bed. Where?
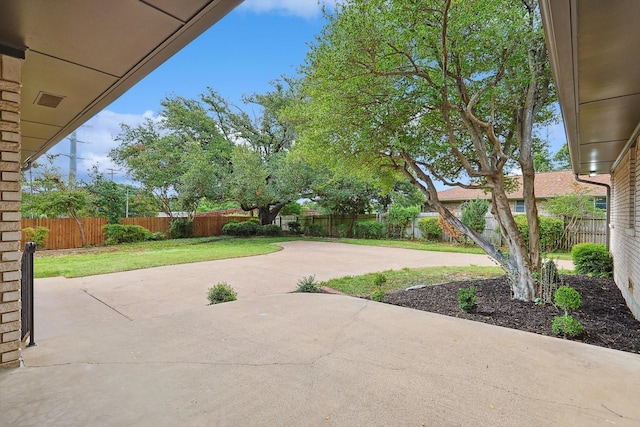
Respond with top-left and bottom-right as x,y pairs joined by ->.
383,275 -> 640,354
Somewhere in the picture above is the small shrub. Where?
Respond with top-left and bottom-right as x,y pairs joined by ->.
554,286 -> 582,315
514,215 -> 564,252
457,286 -> 478,313
207,282 -> 237,305
287,221 -> 302,234
353,220 -> 386,239
336,223 -> 349,238
552,315 -> 584,337
418,217 -> 442,241
571,242 -> 613,277
147,231 -> 167,241
296,275 -> 321,293
222,219 -> 259,237
258,224 -> 282,236
169,219 -> 193,239
370,290 -> 386,302
22,226 -> 49,249
373,273 -> 387,289
305,223 -> 325,237
103,224 -> 151,245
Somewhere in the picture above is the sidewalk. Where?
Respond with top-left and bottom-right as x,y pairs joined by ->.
1,242 -> 637,426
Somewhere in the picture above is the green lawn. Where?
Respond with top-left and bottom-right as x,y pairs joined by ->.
322,266 -> 504,296
34,236 -> 294,278
33,235 -> 571,279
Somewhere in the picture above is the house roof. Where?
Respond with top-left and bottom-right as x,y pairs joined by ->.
437,170 -> 610,202
0,0 -> 242,165
539,1 -> 640,176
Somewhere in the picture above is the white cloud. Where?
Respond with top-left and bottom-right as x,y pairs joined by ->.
238,0 -> 337,18
47,109 -> 159,183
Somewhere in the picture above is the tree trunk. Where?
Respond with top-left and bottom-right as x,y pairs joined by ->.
258,202 -> 287,226
68,206 -> 86,247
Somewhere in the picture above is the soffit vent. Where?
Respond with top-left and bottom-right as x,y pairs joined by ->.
34,91 -> 65,108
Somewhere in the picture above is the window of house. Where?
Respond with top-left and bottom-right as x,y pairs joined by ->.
514,200 -> 525,213
594,197 -> 607,210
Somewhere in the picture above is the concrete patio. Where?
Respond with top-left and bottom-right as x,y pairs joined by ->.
1,241 -> 639,426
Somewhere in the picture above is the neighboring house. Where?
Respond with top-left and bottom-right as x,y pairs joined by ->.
540,1 -> 640,320
433,170 -> 610,216
0,1 -> 242,368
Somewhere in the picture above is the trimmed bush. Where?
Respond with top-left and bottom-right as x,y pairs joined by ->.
457,286 -> 478,313
222,219 -> 260,237
354,220 -> 386,239
169,218 -> 193,239
22,226 -> 49,249
571,242 -> 613,277
513,215 -> 564,252
287,221 -> 302,235
418,217 -> 442,241
552,315 -> 584,337
554,286 -> 582,315
207,282 -> 237,304
296,275 -> 321,293
147,231 -> 167,241
258,224 -> 282,236
304,223 -> 325,237
103,224 -> 151,245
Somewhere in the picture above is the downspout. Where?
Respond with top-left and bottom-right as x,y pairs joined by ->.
575,174 -> 611,251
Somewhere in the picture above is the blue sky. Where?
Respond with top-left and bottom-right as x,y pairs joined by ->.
48,0 -> 333,182
47,0 -> 566,184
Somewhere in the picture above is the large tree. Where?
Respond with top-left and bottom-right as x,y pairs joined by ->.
295,0 -> 554,300
203,80 -> 317,225
110,96 -> 232,219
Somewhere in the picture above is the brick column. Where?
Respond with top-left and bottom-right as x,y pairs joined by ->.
0,53 -> 23,368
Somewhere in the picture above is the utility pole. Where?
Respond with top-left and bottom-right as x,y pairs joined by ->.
106,168 -> 121,181
67,130 -> 91,187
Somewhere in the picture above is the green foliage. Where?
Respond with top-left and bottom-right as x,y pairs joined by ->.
373,273 -> 387,289
110,96 -> 233,218
103,224 -> 151,245
353,220 -> 386,239
287,221 -> 302,234
258,224 -> 282,236
336,223 -> 349,238
514,215 -> 563,252
418,217 -> 442,241
296,275 -> 322,293
147,232 -> 167,241
457,286 -> 478,313
207,282 -> 238,305
169,219 -> 194,239
304,223 -> 325,237
460,199 -> 489,234
370,289 -> 386,302
571,243 -> 613,277
280,201 -> 302,216
222,219 -> 260,237
22,226 -> 49,249
554,286 -> 582,315
551,315 -> 584,337
387,205 -> 421,238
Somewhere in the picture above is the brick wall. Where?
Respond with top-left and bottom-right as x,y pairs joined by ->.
0,53 -> 23,368
610,141 -> 640,320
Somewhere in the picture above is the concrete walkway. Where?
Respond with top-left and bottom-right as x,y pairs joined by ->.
1,241 -> 638,426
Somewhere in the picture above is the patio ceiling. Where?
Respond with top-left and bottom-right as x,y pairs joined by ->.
539,0 -> 640,175
0,0 -> 243,165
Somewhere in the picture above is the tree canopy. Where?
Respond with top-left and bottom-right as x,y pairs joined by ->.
294,0 -> 555,300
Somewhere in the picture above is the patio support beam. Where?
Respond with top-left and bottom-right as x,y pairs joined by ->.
0,52 -> 23,368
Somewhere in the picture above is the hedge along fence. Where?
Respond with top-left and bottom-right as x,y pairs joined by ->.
21,216 -> 252,250
279,214 -> 378,237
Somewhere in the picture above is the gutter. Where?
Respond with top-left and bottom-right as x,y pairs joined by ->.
575,174 -> 611,251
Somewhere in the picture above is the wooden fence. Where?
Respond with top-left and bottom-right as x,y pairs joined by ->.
21,216 -> 251,250
277,214 -> 378,237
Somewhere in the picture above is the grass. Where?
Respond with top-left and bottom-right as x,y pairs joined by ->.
34,236 -> 294,278
323,265 -> 504,296
33,235 -> 571,279
331,238 -> 573,260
